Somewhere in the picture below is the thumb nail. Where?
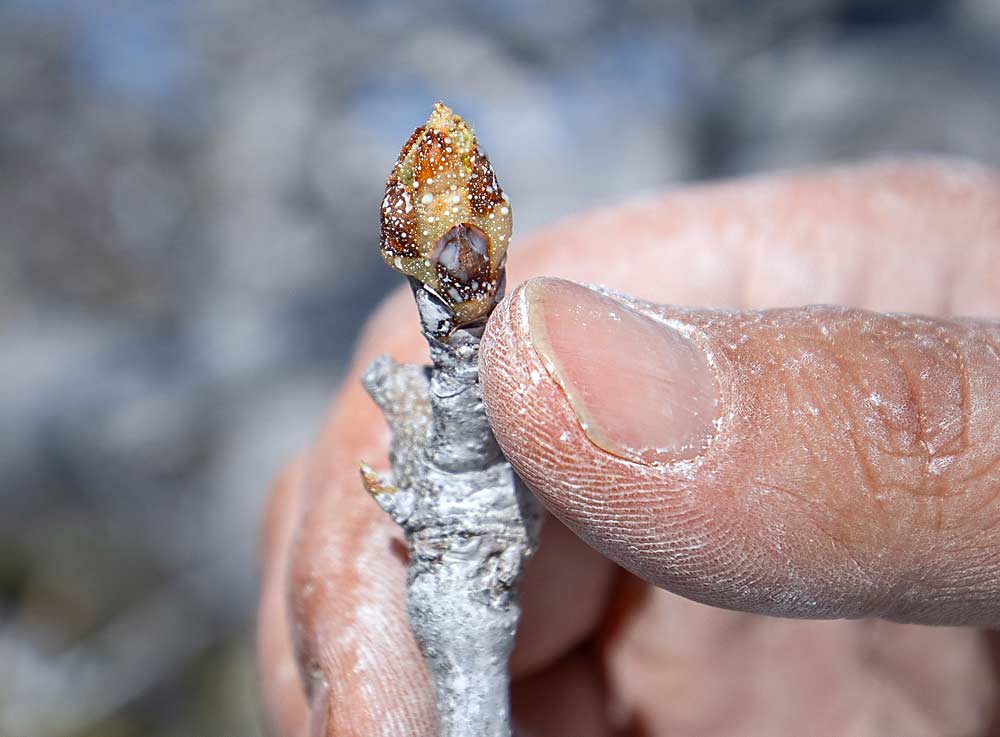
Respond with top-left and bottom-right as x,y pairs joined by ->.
524,279 -> 719,465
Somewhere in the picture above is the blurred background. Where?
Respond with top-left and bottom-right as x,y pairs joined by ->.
2,0 -> 1000,735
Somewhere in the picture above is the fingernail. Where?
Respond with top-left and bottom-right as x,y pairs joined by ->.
524,279 -> 720,465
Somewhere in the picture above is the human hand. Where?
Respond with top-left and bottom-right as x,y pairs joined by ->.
259,159 -> 1000,736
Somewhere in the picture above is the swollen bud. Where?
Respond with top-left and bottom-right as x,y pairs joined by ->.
379,102 -> 512,326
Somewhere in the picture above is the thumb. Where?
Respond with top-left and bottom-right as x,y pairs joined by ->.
480,277 -> 1000,627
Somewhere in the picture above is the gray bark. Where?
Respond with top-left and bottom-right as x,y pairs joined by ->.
361,281 -> 543,737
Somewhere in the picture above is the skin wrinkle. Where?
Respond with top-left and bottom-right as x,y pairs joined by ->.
814,322 -> 906,500
984,332 -> 1000,362
773,353 -> 838,510
821,323 -> 922,467
795,360 -> 859,524
962,463 -> 1000,544
915,332 -> 1000,532
804,314 -> 976,536
668,313 -> 856,608
937,326 -> 971,458
964,392 -> 1000,497
817,330 -> 953,611
743,313 -> 889,557
903,331 -> 960,532
814,328 -> 920,557
886,327 -> 956,479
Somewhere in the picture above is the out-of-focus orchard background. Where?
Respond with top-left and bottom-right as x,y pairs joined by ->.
2,0 -> 1000,735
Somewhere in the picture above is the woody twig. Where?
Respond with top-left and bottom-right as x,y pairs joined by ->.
360,103 -> 542,737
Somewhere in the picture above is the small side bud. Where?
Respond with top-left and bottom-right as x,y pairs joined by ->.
360,462 -> 415,525
360,462 -> 396,496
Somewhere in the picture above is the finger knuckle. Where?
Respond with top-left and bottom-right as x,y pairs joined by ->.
854,319 -> 1000,533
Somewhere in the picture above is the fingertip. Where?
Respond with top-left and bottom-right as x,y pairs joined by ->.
480,278 -> 699,560
481,278 -> 612,516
